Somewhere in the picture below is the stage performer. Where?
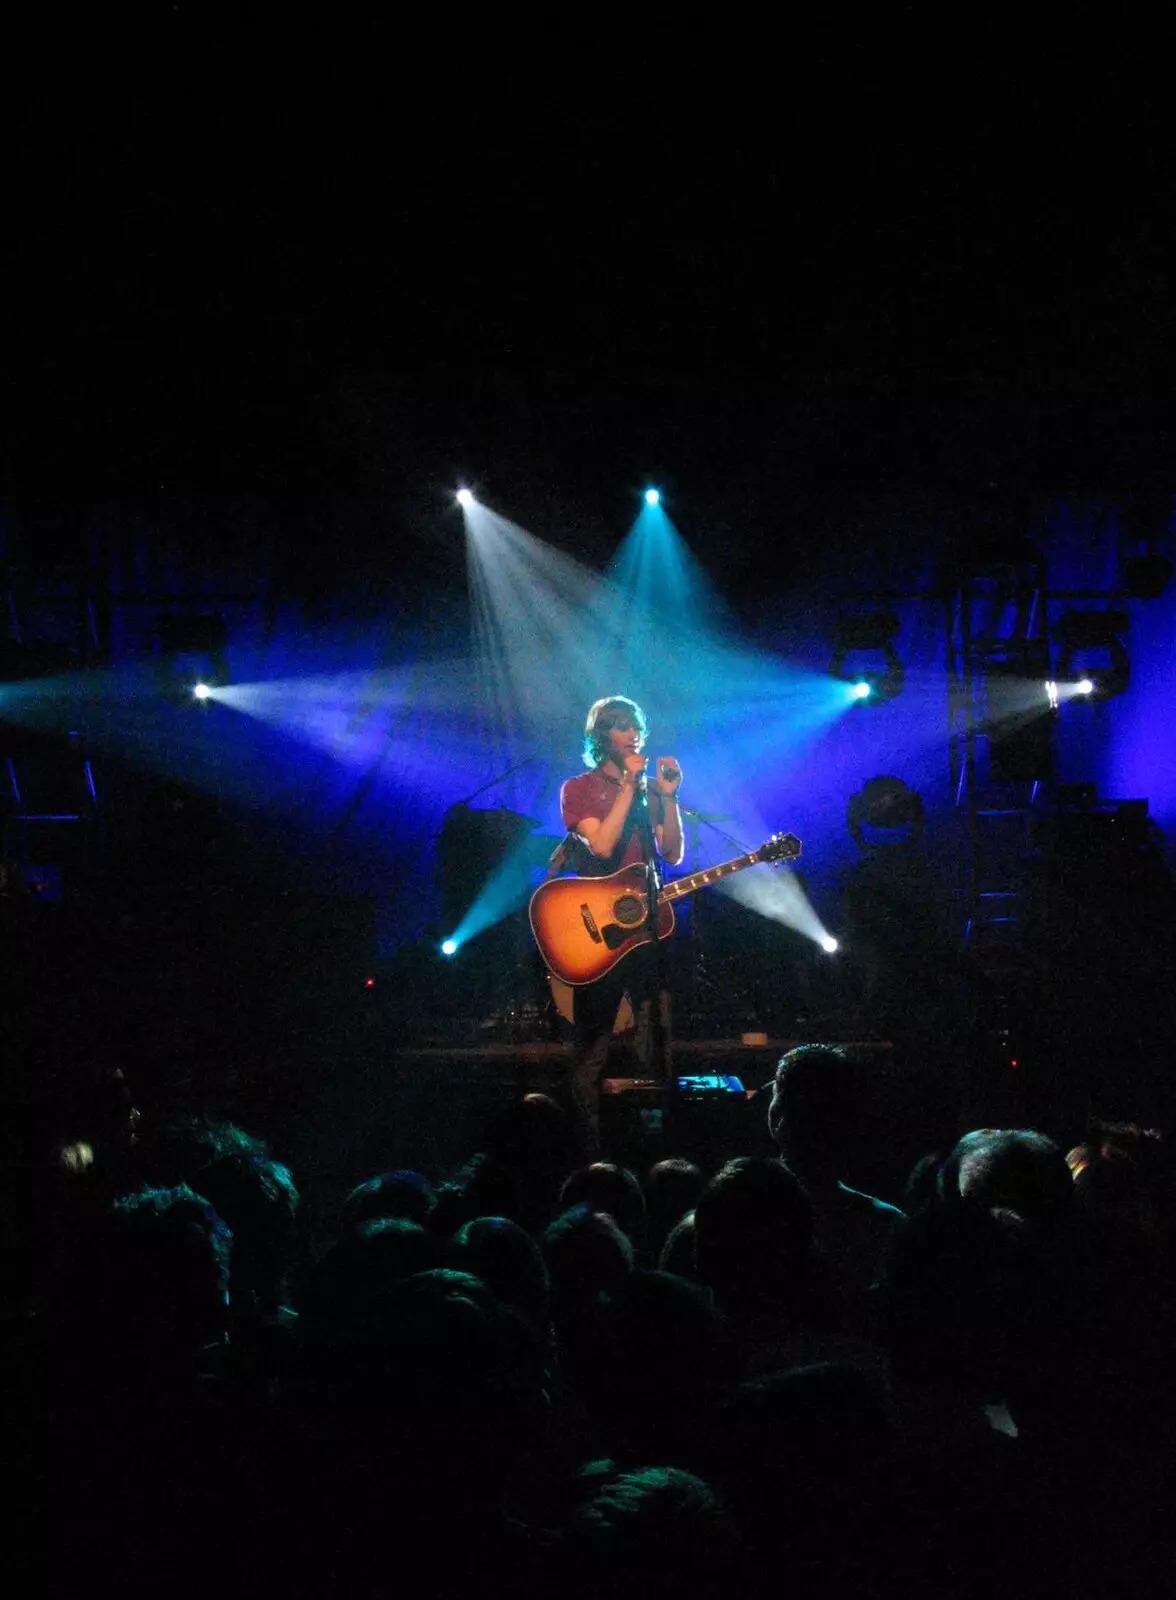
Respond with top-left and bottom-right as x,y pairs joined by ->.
557,695 -> 684,1156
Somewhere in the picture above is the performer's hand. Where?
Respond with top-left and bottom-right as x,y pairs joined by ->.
653,756 -> 682,796
622,752 -> 648,785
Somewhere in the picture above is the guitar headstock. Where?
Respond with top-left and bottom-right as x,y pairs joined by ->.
757,831 -> 802,864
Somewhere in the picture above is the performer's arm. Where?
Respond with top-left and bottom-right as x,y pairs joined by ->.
575,756 -> 645,859
657,791 -> 684,866
653,758 -> 685,865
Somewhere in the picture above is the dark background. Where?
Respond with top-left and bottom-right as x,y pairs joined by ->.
5,23 -> 1173,563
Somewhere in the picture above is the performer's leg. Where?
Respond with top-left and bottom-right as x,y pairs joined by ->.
569,976 -> 624,1160
631,945 -> 673,1082
631,989 -> 673,1083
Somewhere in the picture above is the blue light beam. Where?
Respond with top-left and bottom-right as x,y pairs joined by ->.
445,827 -> 544,951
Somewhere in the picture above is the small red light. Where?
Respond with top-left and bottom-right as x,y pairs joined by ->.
364,977 -> 375,988
1010,1058 -> 1019,1069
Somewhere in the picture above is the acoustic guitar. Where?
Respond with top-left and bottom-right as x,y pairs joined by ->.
529,832 -> 802,987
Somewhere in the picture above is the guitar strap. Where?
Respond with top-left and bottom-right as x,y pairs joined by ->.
541,831 -> 580,883
543,776 -> 663,887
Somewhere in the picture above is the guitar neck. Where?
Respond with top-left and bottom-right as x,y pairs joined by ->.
658,852 -> 761,904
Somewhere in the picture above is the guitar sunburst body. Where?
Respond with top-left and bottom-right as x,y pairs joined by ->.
529,832 -> 801,988
529,864 -> 675,986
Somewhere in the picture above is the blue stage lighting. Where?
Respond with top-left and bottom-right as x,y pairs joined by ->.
456,489 -> 475,509
440,938 -> 458,956
829,611 -> 904,703
193,682 -> 212,700
644,488 -> 660,507
1056,610 -> 1131,700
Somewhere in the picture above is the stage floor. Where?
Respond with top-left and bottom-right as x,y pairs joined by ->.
394,1036 -> 891,1063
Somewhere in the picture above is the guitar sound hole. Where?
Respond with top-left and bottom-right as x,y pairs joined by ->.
612,894 -> 647,928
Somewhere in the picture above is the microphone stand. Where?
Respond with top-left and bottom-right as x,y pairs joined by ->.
634,778 -> 672,1091
665,801 -> 760,1035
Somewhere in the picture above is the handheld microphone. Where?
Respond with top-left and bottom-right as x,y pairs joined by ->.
659,763 -> 680,783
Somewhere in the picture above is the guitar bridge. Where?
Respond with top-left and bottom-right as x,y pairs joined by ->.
579,904 -> 602,943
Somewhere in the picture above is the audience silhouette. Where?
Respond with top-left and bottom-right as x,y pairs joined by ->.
41,1048 -> 1176,1599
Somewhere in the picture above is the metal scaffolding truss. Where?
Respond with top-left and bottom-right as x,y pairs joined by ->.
946,541 -> 1053,971
1,559 -> 108,896
944,530 -> 1144,985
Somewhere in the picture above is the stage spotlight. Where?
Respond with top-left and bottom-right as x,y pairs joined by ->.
456,489 -> 475,509
848,775 -> 924,851
154,612 -> 230,704
644,488 -> 661,507
1056,610 -> 1130,700
828,611 -> 903,704
57,1141 -> 95,1173
1075,678 -> 1095,696
193,682 -> 212,701
440,938 -> 458,956
819,934 -> 840,953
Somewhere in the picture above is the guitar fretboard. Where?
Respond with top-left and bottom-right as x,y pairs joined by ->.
659,853 -> 758,902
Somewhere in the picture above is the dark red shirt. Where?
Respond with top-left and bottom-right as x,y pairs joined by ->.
560,768 -> 663,874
